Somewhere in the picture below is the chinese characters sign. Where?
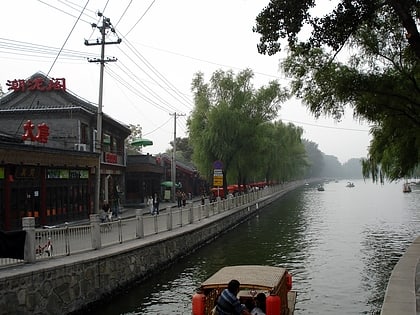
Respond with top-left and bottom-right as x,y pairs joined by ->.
105,152 -> 118,164
6,77 -> 66,92
22,120 -> 50,143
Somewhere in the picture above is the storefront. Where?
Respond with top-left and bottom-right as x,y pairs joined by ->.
0,141 -> 98,230
0,72 -> 129,230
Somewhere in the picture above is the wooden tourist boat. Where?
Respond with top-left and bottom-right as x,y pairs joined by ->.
192,265 -> 296,315
403,182 -> 412,193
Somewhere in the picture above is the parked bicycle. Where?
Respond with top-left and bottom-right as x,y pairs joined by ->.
36,238 -> 53,257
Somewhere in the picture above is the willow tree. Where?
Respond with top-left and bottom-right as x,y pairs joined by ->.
256,121 -> 308,183
254,1 -> 420,182
188,69 -> 287,193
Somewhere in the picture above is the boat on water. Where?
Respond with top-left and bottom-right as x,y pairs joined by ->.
403,183 -> 412,193
192,265 -> 296,315
317,185 -> 325,191
346,181 -> 355,188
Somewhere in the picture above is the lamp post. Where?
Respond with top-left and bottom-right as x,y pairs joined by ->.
170,112 -> 185,202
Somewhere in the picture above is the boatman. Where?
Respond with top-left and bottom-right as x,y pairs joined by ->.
216,279 -> 251,315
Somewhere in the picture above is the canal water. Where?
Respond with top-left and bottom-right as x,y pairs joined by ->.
89,179 -> 420,314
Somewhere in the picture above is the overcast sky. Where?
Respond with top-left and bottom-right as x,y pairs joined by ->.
0,0 -> 371,163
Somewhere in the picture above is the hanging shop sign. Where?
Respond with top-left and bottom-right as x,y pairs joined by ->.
22,120 -> 50,143
105,152 -> 118,164
15,166 -> 40,179
6,77 -> 66,92
47,169 -> 89,179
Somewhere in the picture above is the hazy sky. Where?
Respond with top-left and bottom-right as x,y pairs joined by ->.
0,0 -> 371,163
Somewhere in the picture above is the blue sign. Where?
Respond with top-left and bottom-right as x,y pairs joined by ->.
213,160 -> 223,169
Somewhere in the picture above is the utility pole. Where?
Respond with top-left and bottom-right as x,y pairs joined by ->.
85,12 -> 121,213
170,112 -> 185,202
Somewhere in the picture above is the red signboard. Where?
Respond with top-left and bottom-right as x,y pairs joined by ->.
105,152 -> 118,164
6,77 -> 66,92
22,120 -> 50,143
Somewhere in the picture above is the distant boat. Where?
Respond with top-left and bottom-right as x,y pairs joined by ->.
403,183 -> 412,193
317,185 -> 325,191
346,182 -> 355,188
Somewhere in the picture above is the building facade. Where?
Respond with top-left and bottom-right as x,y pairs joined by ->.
0,72 -> 130,230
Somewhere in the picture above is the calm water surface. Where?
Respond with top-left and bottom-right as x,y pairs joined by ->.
89,180 -> 420,314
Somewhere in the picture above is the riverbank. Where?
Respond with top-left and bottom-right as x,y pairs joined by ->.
0,181 -> 306,315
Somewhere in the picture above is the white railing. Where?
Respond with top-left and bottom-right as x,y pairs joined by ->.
0,183 -> 302,268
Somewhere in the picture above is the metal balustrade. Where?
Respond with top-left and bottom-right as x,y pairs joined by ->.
0,183 -> 299,269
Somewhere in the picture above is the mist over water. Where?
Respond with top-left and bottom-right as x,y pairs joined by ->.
88,180 -> 420,315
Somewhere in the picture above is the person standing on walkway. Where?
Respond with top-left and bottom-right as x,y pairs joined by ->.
182,192 -> 187,207
147,195 -> 153,215
176,190 -> 182,208
153,193 -> 160,215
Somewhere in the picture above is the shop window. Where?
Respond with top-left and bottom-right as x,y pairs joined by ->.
80,123 -> 88,144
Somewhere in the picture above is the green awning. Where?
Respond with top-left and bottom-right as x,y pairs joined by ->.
160,181 -> 182,188
130,138 -> 153,147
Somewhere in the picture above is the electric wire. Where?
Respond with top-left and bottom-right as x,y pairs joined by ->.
0,36 -> 369,135
0,38 -> 98,61
117,35 -> 194,110
115,46 -> 187,112
115,61 -> 180,113
114,0 -> 134,29
123,0 -> 156,38
280,118 -> 370,132
36,0 -> 92,24
104,66 -> 174,113
47,0 -> 90,76
142,117 -> 173,137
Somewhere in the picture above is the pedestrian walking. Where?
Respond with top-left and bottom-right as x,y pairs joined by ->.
182,192 -> 187,207
153,193 -> 160,215
147,195 -> 153,215
176,190 -> 182,208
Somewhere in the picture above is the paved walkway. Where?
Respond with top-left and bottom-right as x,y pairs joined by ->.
380,235 -> 420,314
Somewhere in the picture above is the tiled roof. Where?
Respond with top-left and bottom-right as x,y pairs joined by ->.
0,71 -> 130,131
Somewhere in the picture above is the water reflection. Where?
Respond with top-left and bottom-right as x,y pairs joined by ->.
88,180 -> 420,315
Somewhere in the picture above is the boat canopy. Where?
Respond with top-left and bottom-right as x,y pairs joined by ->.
200,265 -> 286,291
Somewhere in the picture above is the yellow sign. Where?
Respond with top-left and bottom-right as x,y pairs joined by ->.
213,176 -> 223,186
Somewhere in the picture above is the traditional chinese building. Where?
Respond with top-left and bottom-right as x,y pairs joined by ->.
0,72 -> 130,230
124,152 -> 205,205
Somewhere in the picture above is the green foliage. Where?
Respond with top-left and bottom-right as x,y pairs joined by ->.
254,0 -> 420,59
188,69 -> 307,189
125,124 -> 143,155
254,0 -> 420,182
168,137 -> 193,162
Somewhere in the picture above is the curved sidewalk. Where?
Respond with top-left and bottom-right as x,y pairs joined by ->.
380,236 -> 420,314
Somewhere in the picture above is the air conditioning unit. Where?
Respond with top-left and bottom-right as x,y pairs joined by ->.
74,144 -> 87,151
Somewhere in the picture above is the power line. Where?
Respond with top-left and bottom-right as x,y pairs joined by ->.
280,118 -> 370,132
47,0 -> 90,76
123,0 -> 156,38
116,36 -> 194,110
36,0 -> 92,24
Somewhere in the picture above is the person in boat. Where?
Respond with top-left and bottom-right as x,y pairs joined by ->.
251,293 -> 266,315
215,279 -> 251,315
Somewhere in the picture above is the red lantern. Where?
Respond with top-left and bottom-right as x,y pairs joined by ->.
266,293 -> 281,315
192,291 -> 206,315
